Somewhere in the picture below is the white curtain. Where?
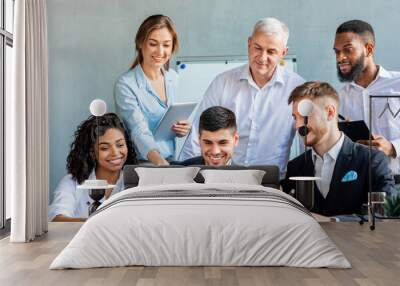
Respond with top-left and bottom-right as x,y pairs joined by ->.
7,0 -> 49,242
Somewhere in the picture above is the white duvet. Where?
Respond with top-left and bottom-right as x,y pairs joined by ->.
50,183 -> 351,269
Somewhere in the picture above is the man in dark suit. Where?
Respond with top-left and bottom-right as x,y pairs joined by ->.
281,81 -> 395,216
175,106 -> 239,166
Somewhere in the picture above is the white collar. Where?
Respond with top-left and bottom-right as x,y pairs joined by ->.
312,132 -> 344,162
87,169 -> 124,188
348,65 -> 390,90
239,64 -> 284,89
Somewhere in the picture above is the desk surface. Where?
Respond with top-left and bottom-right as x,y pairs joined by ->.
0,222 -> 399,286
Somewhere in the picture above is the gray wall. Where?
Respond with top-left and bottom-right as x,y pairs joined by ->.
47,0 -> 400,199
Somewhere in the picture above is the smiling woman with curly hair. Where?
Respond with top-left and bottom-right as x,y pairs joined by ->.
49,113 -> 138,222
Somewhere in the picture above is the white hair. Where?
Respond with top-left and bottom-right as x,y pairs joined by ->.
252,17 -> 289,46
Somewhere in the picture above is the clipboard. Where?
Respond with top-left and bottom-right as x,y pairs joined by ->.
154,102 -> 197,141
338,120 -> 370,142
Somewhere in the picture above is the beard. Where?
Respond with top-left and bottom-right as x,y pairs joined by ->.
337,53 -> 365,82
302,124 -> 328,147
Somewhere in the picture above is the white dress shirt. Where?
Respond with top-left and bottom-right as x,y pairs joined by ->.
48,170 -> 125,221
339,66 -> 400,174
312,133 -> 345,198
180,64 -> 305,178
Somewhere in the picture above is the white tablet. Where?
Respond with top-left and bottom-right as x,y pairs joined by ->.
154,102 -> 197,141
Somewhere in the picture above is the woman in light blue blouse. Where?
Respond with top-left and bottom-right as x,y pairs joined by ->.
115,15 -> 191,165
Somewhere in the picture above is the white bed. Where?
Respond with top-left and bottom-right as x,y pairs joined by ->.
50,183 -> 351,269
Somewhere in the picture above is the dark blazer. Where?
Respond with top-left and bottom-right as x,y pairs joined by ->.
281,135 -> 395,216
171,156 -> 205,166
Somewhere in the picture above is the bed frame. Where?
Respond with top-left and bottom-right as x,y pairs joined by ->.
123,165 -> 280,189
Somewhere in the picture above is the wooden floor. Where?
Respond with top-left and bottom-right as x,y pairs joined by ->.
1,222 -> 399,286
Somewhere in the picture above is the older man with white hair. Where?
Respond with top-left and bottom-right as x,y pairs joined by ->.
180,17 -> 305,177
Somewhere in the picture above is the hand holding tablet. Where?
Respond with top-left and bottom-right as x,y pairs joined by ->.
172,120 -> 191,137
154,102 -> 197,141
358,134 -> 397,157
338,119 -> 396,156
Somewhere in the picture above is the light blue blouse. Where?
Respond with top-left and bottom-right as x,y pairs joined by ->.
114,64 -> 178,160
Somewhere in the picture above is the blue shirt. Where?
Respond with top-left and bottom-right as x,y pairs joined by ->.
114,64 -> 179,160
180,64 -> 305,178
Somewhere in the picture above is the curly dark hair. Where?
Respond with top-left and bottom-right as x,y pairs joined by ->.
66,113 -> 138,184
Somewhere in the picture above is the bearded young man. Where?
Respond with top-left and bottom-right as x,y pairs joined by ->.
281,81 -> 395,216
334,19 -> 400,174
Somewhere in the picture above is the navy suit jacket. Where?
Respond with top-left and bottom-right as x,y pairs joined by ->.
281,136 -> 395,216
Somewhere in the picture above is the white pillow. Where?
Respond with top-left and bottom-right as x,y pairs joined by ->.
135,167 -> 201,186
200,169 -> 266,185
